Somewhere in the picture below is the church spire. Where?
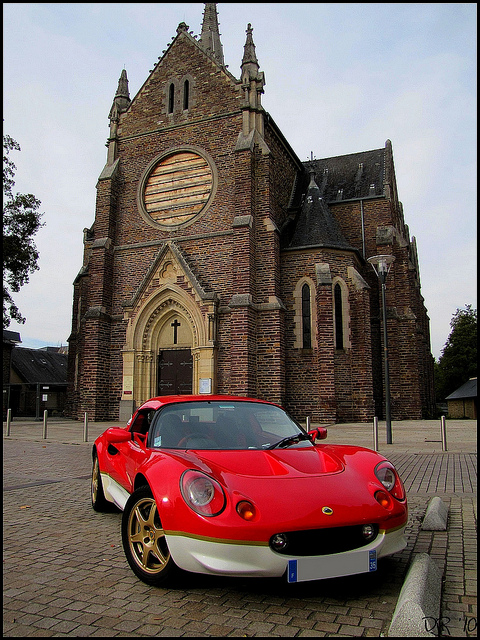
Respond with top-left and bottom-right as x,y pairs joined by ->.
199,3 -> 224,66
109,69 -> 130,120
240,23 -> 264,91
241,23 -> 259,76
107,69 -> 131,166
238,22 -> 265,143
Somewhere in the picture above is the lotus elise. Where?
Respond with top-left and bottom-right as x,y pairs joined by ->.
91,395 -> 407,586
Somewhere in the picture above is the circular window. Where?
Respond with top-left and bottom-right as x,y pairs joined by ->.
139,148 -> 216,229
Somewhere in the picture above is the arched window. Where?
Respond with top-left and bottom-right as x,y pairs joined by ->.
334,283 -> 344,349
168,83 -> 175,114
183,79 -> 189,110
294,277 -> 317,350
302,283 -> 312,349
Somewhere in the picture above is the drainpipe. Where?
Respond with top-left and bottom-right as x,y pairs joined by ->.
360,200 -> 366,259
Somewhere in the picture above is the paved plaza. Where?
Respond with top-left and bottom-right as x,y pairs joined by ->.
3,417 -> 477,637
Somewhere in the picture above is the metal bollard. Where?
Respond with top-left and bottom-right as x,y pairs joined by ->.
83,412 -> 88,442
6,408 -> 12,436
42,410 -> 48,439
306,416 -> 311,431
440,416 -> 447,451
373,416 -> 379,451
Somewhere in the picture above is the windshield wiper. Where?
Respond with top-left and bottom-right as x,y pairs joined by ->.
267,433 -> 311,450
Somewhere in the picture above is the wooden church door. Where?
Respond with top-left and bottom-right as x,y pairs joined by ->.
157,349 -> 193,395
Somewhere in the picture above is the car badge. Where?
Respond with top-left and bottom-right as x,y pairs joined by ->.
322,506 -> 334,515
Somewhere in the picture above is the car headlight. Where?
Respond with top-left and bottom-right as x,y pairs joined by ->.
374,460 -> 405,500
180,470 -> 226,517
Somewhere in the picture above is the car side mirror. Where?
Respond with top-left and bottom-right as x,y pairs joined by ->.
308,428 -> 327,441
105,427 -> 132,444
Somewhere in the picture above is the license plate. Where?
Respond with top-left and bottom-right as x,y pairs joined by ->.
288,549 -> 377,583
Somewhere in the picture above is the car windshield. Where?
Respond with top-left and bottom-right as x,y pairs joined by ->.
149,401 -> 312,450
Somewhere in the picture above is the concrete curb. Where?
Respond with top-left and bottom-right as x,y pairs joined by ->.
388,552 -> 442,637
421,496 -> 448,530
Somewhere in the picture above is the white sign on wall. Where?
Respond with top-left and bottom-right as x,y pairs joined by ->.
199,378 -> 212,394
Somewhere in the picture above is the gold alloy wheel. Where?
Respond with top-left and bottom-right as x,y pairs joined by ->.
91,457 -> 100,503
126,496 -> 171,575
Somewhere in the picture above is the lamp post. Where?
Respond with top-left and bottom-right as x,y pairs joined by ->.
367,254 -> 395,444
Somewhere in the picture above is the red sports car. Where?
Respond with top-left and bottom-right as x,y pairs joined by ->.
91,395 -> 407,586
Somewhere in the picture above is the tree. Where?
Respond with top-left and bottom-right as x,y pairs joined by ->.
434,305 -> 477,402
3,135 -> 44,328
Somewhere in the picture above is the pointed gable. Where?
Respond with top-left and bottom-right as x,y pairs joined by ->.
125,241 -> 216,317
118,21 -> 241,138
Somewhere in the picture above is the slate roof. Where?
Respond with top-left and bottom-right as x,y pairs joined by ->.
11,347 -> 68,384
282,147 -> 387,251
3,330 -> 21,344
445,378 -> 477,401
302,147 -> 387,204
286,170 -> 355,251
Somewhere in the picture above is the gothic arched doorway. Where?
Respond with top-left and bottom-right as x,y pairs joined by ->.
120,280 -> 217,420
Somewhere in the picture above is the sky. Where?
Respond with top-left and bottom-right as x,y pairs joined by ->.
3,3 -> 477,361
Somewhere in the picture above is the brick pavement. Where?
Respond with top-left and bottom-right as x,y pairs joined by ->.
387,453 -> 477,638
3,418 -> 477,637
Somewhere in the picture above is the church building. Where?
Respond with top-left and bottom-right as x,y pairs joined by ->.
67,4 -> 435,423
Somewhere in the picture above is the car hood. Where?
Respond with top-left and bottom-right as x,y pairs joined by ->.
184,445 -> 346,479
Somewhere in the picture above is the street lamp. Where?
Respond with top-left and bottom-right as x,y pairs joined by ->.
367,254 -> 395,444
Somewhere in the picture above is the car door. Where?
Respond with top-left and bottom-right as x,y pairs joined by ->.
106,409 -> 155,494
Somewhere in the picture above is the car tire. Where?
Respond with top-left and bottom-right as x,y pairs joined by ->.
122,486 -> 178,586
91,452 -> 110,512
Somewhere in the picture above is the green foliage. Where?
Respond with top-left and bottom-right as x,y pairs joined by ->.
3,135 -> 44,328
435,305 -> 477,401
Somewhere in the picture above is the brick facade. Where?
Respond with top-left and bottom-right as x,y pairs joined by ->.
67,4 -> 435,423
